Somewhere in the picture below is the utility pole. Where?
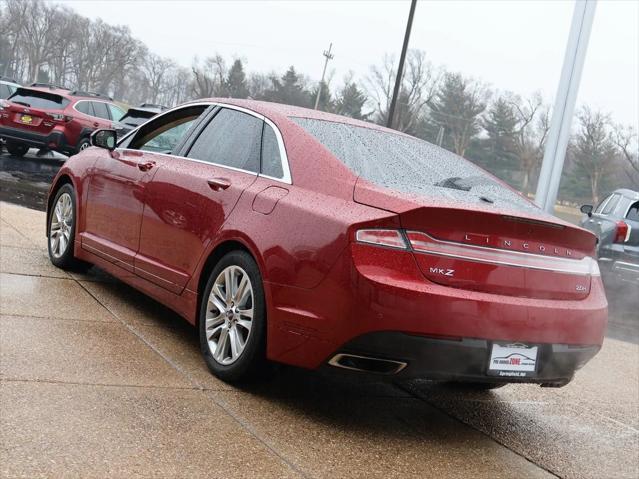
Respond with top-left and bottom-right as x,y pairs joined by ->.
535,0 -> 597,213
387,0 -> 417,129
314,43 -> 334,110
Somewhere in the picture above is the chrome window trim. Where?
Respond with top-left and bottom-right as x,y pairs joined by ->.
116,100 -> 292,185
261,117 -> 292,184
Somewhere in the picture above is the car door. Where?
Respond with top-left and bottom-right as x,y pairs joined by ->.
134,106 -> 263,294
82,105 -> 209,272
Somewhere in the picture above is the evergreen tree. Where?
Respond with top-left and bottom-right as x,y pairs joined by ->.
480,96 -> 519,176
311,81 -> 333,112
428,72 -> 488,157
264,66 -> 313,107
335,81 -> 368,120
224,59 -> 249,99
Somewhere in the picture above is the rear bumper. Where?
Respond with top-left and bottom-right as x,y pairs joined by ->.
267,244 -> 608,373
0,125 -> 69,152
325,331 -> 599,385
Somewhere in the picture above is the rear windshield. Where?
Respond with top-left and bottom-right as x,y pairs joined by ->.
292,117 -> 538,212
121,110 -> 155,127
9,88 -> 70,110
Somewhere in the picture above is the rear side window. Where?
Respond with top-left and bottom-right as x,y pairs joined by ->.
0,84 -> 11,99
292,118 -> 536,212
626,202 -> 639,221
91,102 -> 110,120
602,194 -> 621,215
261,124 -> 284,179
8,88 -> 70,110
75,101 -> 94,116
108,104 -> 125,121
187,108 -> 262,173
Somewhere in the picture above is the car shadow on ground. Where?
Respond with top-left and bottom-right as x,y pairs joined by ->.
78,265 -> 504,439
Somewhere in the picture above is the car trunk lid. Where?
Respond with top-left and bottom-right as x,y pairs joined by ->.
355,179 -> 598,300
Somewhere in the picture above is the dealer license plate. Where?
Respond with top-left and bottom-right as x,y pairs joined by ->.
487,343 -> 538,378
20,114 -> 33,125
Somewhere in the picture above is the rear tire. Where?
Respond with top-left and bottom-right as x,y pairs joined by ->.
6,141 -> 28,157
47,184 -> 86,270
75,137 -> 91,155
199,250 -> 267,383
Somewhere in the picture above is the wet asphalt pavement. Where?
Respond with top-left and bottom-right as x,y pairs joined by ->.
1,152 -> 638,478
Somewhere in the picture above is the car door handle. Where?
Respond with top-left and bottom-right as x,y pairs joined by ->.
207,178 -> 231,191
137,161 -> 155,172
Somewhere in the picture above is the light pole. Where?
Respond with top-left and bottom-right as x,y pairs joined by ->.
535,0 -> 597,213
387,0 -> 417,129
314,43 -> 334,110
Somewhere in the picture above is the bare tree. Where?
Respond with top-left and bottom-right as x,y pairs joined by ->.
509,94 -> 550,194
570,107 -> 618,204
366,50 -> 439,134
143,53 -> 176,103
612,124 -> 639,187
191,55 -> 227,98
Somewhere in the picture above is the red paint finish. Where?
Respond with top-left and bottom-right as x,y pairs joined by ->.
47,98 -> 607,380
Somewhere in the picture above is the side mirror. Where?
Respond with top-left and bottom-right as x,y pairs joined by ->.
91,129 -> 117,151
580,204 -> 593,217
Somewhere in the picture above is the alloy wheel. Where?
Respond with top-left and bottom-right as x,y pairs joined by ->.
49,192 -> 73,258
205,265 -> 254,365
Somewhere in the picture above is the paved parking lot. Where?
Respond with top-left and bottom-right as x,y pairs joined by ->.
1,201 -> 638,478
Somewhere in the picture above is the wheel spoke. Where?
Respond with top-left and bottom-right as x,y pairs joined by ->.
205,314 -> 224,331
225,267 -> 235,302
229,327 -> 240,360
215,326 -> 229,361
238,307 -> 253,320
51,235 -> 60,255
236,318 -> 252,331
208,292 -> 226,316
58,234 -> 67,254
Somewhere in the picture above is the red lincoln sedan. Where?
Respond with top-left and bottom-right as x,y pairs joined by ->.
46,99 -> 607,387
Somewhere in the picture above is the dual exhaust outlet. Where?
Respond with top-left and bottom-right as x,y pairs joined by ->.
328,353 -> 407,375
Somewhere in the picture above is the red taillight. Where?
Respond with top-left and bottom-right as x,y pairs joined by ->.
614,221 -> 630,243
356,229 -> 408,250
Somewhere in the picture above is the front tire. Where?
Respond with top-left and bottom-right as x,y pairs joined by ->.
199,251 -> 267,383
47,184 -> 84,270
6,141 -> 29,157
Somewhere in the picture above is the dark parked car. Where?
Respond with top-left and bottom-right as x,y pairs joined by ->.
0,84 -> 125,156
114,104 -> 167,137
45,99 -> 606,387
580,188 -> 639,286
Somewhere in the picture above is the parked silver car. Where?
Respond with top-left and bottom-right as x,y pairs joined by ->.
580,188 -> 639,286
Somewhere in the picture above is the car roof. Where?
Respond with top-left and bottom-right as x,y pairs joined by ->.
613,188 -> 639,200
189,98 -> 402,136
0,79 -> 20,88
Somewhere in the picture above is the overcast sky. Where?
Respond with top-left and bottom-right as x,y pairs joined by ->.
58,0 -> 638,126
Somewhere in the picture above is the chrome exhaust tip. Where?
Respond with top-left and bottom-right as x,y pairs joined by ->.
328,353 -> 407,375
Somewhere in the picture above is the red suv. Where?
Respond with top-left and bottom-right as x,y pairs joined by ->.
0,83 -> 125,157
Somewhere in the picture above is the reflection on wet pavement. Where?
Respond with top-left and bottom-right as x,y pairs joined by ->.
0,150 -> 65,210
